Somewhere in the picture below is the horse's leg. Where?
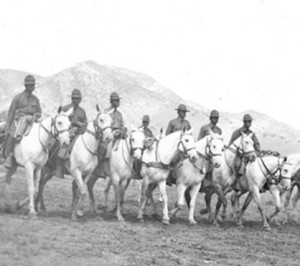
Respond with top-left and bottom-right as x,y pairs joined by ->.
249,187 -> 270,230
72,169 -> 87,217
137,177 -> 149,221
203,188 -> 214,222
158,180 -> 170,225
87,173 -> 99,214
99,176 -> 112,211
33,166 -> 43,212
71,183 -> 80,221
267,186 -> 282,225
213,187 -> 227,225
236,192 -> 253,227
292,184 -> 300,208
188,183 -> 202,225
119,178 -> 129,215
169,182 -> 186,220
25,163 -> 37,217
3,164 -> 18,212
231,191 -> 245,220
148,183 -> 159,217
184,187 -> 191,208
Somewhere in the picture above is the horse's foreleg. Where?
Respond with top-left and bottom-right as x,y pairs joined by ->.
87,173 -> 99,213
72,169 -> 87,217
188,182 -> 202,225
169,182 -> 186,219
249,187 -> 270,230
119,178 -> 129,214
148,183 -> 159,217
236,192 -> 252,226
203,188 -> 214,222
3,164 -> 18,212
292,184 -> 300,209
25,163 -> 37,216
158,180 -> 169,224
267,186 -> 282,225
213,187 -> 227,225
100,176 -> 112,210
137,177 -> 149,221
184,187 -> 191,208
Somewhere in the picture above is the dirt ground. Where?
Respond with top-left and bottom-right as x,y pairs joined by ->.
0,168 -> 299,266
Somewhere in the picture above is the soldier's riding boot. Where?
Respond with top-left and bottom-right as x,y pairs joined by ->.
3,137 -> 15,169
54,158 -> 65,179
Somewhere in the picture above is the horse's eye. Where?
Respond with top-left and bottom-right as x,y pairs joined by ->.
213,145 -> 216,149
58,121 -> 62,125
100,119 -> 103,123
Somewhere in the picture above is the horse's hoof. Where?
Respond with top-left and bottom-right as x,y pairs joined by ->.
137,217 -> 144,223
200,208 -> 208,215
76,209 -> 84,217
28,212 -> 38,219
71,214 -> 78,221
263,225 -> 271,231
162,219 -> 170,225
190,219 -> 198,225
117,216 -> 125,222
213,221 -> 220,227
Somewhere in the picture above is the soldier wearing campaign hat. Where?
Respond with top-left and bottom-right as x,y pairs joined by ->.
140,115 -> 153,138
165,104 -> 191,135
228,113 -> 261,152
3,74 -> 42,168
198,109 -> 222,140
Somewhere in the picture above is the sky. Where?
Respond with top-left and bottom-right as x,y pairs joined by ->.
0,0 -> 300,129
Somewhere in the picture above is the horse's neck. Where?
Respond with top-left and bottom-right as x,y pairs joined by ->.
157,132 -> 181,164
83,122 -> 99,151
39,116 -> 53,144
259,156 -> 280,172
196,137 -> 211,167
119,137 -> 133,163
225,143 -> 239,165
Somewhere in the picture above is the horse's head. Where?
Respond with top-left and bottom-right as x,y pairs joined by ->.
178,127 -> 197,162
129,126 -> 146,160
206,131 -> 225,168
240,132 -> 257,162
279,157 -> 293,190
53,106 -> 72,146
94,105 -> 113,143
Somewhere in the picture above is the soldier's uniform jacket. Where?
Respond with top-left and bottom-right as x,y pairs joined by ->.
165,117 -> 191,135
198,123 -> 222,140
62,104 -> 87,134
5,90 -> 42,132
105,106 -> 125,133
229,126 -> 261,152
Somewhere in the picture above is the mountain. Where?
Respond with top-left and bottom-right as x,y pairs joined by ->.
0,60 -> 300,154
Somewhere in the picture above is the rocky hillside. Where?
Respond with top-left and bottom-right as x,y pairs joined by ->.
0,61 -> 299,153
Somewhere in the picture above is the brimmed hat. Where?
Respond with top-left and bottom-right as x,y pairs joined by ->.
24,75 -> 35,85
110,92 -> 120,100
210,110 -> 219,118
175,104 -> 190,112
142,115 -> 150,122
71,89 -> 82,98
243,114 -> 253,122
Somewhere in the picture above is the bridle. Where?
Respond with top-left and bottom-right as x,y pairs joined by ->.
127,130 -> 145,157
38,115 -> 70,152
197,136 -> 224,162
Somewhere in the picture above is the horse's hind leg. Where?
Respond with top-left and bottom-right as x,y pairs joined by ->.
292,184 -> 300,208
98,176 -> 112,211
203,188 -> 214,222
188,182 -> 202,225
213,187 -> 227,225
3,164 -> 18,212
148,183 -> 159,217
184,187 -> 191,208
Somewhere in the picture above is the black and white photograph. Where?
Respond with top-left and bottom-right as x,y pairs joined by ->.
0,0 -> 299,265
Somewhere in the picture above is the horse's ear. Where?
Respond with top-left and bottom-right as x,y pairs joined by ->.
182,126 -> 186,133
283,156 -> 287,162
131,125 -> 138,132
160,128 -> 163,134
57,106 -> 62,114
96,104 -> 100,112
186,127 -> 194,135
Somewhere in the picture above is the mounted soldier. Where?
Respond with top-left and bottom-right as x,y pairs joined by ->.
229,114 -> 261,178
198,110 -> 222,140
139,115 -> 154,138
54,89 -> 87,179
3,74 -> 42,168
165,104 -> 192,185
165,104 -> 191,135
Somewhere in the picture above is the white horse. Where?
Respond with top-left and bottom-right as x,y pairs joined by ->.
137,128 -> 198,225
234,136 -> 292,230
33,107 -> 113,219
185,133 -> 256,225
3,107 -> 72,217
169,132 -> 225,225
68,107 -> 113,220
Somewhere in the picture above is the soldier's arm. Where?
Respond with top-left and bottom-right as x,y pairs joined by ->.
82,110 -> 88,128
165,121 -> 173,135
36,99 -> 42,118
252,134 -> 261,152
5,96 -> 19,131
197,126 -> 205,141
186,121 -> 191,130
228,130 -> 239,146
219,127 -> 223,135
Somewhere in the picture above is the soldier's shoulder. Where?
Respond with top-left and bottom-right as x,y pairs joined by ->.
62,104 -> 73,112
201,123 -> 210,129
77,106 -> 86,113
31,93 -> 40,101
